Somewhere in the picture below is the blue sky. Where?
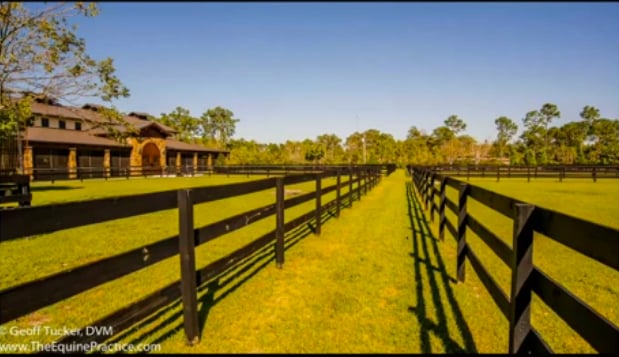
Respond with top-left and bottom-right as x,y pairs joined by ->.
70,2 -> 618,143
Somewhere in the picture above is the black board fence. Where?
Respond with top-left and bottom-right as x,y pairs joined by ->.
408,165 -> 619,353
0,166 -> 383,350
420,164 -> 619,182
29,164 -> 397,183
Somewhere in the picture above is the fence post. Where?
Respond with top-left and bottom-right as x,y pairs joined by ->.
336,171 -> 341,218
178,189 -> 199,345
457,183 -> 468,282
559,166 -> 563,182
497,166 -> 501,182
315,173 -> 322,235
357,169 -> 361,201
593,166 -> 597,183
527,166 -> 530,182
438,177 -> 447,241
430,173 -> 436,222
508,203 -> 535,353
349,170 -> 353,207
275,177 -> 285,268
426,171 -> 432,210
423,171 -> 429,210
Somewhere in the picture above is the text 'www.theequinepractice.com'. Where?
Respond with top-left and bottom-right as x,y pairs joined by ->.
0,341 -> 162,354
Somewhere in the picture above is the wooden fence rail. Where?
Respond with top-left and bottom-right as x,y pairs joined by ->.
419,164 -> 619,182
408,165 -> 619,354
25,164 -> 397,183
0,166 -> 385,350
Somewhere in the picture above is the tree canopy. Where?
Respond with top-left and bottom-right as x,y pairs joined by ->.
0,2 -> 129,137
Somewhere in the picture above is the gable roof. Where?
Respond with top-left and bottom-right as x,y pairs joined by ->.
29,101 -> 178,135
25,127 -> 130,148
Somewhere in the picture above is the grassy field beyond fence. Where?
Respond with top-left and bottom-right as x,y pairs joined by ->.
1,170 -> 617,353
425,175 -> 619,353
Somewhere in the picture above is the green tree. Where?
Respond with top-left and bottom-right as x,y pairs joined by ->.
316,133 -> 343,164
588,118 -> 619,164
431,126 -> 455,145
157,107 -> 199,143
402,127 -> 436,165
521,104 -> 560,165
301,138 -> 323,163
444,115 -> 467,135
201,106 -> 239,149
580,105 -> 600,137
0,2 -> 129,170
494,116 -> 518,158
539,103 -> 561,161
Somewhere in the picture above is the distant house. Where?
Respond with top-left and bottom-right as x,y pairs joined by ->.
21,98 -> 228,179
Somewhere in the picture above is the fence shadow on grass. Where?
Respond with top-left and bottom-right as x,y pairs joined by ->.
29,185 -> 82,192
405,182 -> 478,354
105,205 -> 342,348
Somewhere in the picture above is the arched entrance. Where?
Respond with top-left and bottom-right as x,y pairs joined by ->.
141,142 -> 161,168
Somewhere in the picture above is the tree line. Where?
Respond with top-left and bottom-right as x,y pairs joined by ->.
2,3 -> 618,169
167,102 -> 617,167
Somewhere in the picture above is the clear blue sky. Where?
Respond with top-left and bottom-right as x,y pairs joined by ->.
71,2 -> 618,144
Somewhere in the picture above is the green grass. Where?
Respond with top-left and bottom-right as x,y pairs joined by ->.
1,171 -> 617,353
0,173 -> 341,351
82,169 -> 471,353
428,176 -> 619,353
25,174 -> 270,206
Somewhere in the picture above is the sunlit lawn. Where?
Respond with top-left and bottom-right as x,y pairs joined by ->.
429,175 -> 619,353
1,171 -> 617,353
0,173 -> 343,349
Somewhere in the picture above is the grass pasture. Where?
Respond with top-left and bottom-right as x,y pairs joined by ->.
427,175 -> 619,353
0,173 -> 343,350
0,170 -> 617,353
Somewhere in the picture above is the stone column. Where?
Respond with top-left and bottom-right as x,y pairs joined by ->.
129,138 -> 142,176
193,152 -> 198,174
176,152 -> 181,175
68,148 -> 77,179
207,153 -> 213,169
23,146 -> 33,179
104,149 -> 111,178
160,147 -> 167,171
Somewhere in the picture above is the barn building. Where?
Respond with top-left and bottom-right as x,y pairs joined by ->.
19,98 -> 228,180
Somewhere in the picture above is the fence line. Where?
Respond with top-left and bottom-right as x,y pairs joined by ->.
26,164 -> 397,183
408,165 -> 619,354
0,165 -> 386,349
420,164 -> 619,182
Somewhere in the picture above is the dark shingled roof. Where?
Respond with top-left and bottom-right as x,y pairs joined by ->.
30,101 -> 178,134
165,139 -> 229,153
25,127 -> 228,153
25,127 -> 130,148
27,101 -> 228,153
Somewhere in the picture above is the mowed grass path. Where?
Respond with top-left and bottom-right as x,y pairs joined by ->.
103,170 -> 483,353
